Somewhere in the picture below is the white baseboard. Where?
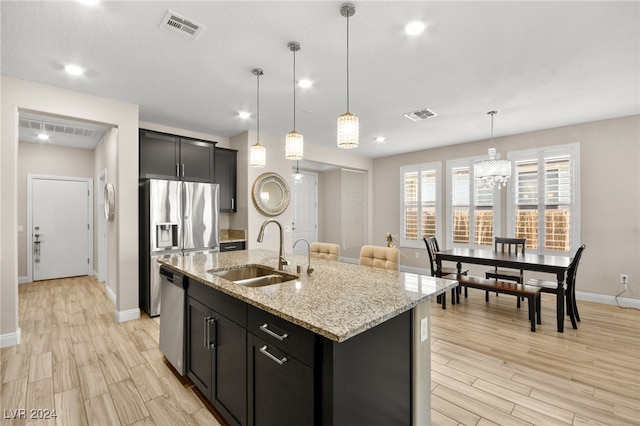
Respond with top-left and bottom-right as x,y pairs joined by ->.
115,308 -> 140,323
105,283 -> 117,305
19,276 -> 29,284
0,328 -> 21,348
575,291 -> 640,309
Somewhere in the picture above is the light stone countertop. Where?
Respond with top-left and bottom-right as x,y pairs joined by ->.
159,249 -> 458,342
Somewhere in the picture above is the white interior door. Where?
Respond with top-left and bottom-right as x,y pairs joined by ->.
31,177 -> 91,281
292,172 -> 318,254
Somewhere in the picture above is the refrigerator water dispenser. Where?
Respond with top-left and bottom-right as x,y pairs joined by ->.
156,223 -> 178,248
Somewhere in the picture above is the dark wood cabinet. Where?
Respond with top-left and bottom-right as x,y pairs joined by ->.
214,147 -> 237,212
139,129 -> 215,182
186,282 -> 247,426
247,334 -> 315,426
220,241 -> 246,252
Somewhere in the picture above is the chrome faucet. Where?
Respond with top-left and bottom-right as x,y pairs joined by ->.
257,220 -> 289,271
293,238 -> 314,276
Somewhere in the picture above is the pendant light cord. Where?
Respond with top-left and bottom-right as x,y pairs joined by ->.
293,48 -> 296,130
256,72 -> 260,144
346,11 -> 350,113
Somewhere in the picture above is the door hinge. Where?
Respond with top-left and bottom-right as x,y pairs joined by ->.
87,224 -> 90,230
87,258 -> 90,264
88,190 -> 90,196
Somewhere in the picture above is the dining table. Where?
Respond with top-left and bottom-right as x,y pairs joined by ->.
435,248 -> 572,332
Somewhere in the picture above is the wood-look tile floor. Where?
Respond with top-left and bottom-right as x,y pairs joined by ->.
1,276 -> 638,425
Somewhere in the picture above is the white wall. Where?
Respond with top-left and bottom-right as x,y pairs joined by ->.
371,115 -> 640,300
1,77 -> 139,346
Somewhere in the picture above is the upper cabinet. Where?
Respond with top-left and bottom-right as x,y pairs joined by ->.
214,147 -> 237,212
139,129 -> 215,182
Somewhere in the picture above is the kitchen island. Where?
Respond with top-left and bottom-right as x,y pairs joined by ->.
160,249 -> 457,426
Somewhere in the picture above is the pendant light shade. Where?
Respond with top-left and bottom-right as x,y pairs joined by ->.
474,111 -> 511,189
285,42 -> 304,160
293,160 -> 303,181
250,68 -> 266,168
337,3 -> 359,149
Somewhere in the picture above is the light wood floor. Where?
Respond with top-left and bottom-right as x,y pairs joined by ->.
1,276 -> 638,425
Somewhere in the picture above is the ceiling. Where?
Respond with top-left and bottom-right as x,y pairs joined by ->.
2,1 -> 638,158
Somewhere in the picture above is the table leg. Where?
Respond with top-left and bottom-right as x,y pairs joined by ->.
435,258 -> 447,310
556,273 -> 565,333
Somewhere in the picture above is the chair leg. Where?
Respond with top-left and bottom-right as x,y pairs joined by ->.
485,290 -> 489,302
566,288 -> 578,329
440,292 -> 446,310
572,289 -> 581,322
517,296 -> 521,309
528,296 -> 536,332
536,294 -> 541,325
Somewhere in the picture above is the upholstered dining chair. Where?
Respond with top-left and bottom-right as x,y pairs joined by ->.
310,242 -> 340,261
359,245 -> 399,271
526,244 -> 586,329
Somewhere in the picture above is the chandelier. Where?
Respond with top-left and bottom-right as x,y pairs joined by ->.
337,2 -> 359,149
249,68 -> 266,168
474,111 -> 511,189
285,42 -> 304,160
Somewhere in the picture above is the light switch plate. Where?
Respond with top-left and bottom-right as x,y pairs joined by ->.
17,225 -> 24,233
420,317 -> 428,342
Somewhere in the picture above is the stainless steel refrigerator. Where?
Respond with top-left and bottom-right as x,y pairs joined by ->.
139,179 -> 219,317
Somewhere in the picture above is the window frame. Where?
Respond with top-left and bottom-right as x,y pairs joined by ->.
446,154 -> 502,249
507,143 -> 581,256
400,162 -> 441,249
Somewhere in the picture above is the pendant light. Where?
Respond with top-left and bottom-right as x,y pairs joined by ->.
285,42 -> 304,160
249,68 -> 266,168
293,160 -> 304,181
474,111 -> 511,189
337,2 -> 359,149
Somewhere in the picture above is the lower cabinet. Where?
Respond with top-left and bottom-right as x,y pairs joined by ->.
186,284 -> 247,426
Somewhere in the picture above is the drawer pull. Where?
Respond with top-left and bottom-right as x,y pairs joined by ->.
260,323 -> 288,341
259,345 -> 288,365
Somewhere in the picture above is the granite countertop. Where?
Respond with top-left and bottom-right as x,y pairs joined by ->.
220,228 -> 246,243
160,249 -> 458,342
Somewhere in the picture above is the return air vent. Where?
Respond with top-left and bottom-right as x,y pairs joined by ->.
19,118 -> 96,137
161,10 -> 205,40
404,108 -> 437,121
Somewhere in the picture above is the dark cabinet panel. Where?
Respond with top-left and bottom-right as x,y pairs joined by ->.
213,315 -> 247,426
181,138 -> 215,182
214,147 -> 237,212
247,334 -> 315,426
139,130 -> 179,180
220,241 -> 246,252
186,297 -> 213,399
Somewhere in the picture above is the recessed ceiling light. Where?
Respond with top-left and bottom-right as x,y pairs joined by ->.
298,79 -> 313,89
37,133 -> 50,141
405,21 -> 426,36
64,64 -> 85,76
77,0 -> 100,5
238,111 -> 251,119
375,136 -> 386,143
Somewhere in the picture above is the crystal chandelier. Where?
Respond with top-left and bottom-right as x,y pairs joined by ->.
285,42 -> 304,160
337,3 -> 359,149
474,111 -> 511,189
249,68 -> 266,168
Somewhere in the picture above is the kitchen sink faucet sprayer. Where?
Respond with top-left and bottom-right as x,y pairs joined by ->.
293,239 -> 314,276
257,220 -> 288,271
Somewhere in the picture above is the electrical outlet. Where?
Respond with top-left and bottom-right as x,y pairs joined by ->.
420,317 -> 428,342
620,274 -> 629,284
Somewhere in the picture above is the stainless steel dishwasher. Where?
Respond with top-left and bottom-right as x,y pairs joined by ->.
158,265 -> 187,375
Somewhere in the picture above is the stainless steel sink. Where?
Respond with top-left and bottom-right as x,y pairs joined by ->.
209,266 -> 298,287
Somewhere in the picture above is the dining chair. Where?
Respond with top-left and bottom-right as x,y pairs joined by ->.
486,237 -> 526,307
359,245 -> 399,271
526,244 -> 586,329
310,242 -> 340,261
423,237 -> 468,308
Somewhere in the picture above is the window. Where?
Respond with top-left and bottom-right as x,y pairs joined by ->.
508,144 -> 580,255
400,162 -> 440,248
447,156 -> 500,248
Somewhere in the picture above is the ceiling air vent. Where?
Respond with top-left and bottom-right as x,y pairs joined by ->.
19,119 -> 95,137
161,10 -> 205,40
404,108 -> 437,122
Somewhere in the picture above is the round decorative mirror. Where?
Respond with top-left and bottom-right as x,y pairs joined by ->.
104,183 -> 115,222
252,172 -> 290,216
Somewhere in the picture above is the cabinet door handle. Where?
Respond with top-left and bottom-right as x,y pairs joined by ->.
181,163 -> 185,177
208,317 -> 216,349
203,316 -> 210,347
259,323 -> 288,341
259,345 -> 288,365
231,198 -> 235,210
176,163 -> 180,178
